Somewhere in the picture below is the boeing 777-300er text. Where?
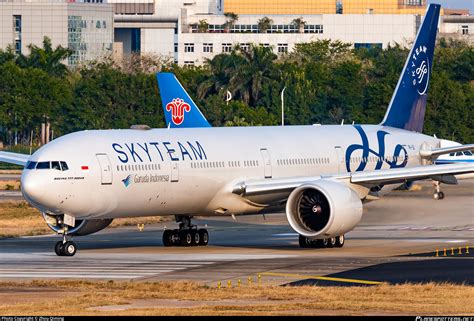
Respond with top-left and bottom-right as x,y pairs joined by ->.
1,4 -> 474,256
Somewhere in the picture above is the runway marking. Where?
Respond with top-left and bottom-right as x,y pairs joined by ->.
260,272 -> 384,285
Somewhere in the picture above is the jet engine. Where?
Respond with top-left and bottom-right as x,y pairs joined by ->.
42,213 -> 113,236
285,180 -> 363,238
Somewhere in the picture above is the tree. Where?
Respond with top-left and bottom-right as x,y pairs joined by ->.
16,37 -> 72,77
291,17 -> 306,33
197,19 -> 209,33
257,17 -> 273,33
223,12 -> 239,32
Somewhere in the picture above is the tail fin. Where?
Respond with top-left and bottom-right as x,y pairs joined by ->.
157,72 -> 211,128
381,4 -> 441,132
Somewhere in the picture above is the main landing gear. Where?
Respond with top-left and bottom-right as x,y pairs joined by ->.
433,181 -> 445,200
162,216 -> 209,247
298,234 -> 345,249
54,235 -> 77,257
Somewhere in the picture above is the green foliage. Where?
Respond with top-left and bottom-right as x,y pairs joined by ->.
0,36 -> 472,148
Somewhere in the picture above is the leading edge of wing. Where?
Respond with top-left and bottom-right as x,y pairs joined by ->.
0,151 -> 30,166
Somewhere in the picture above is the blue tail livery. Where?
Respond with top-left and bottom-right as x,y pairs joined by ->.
381,4 -> 440,133
156,72 -> 211,128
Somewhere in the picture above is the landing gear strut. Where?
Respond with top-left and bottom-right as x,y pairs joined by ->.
162,216 -> 209,247
433,181 -> 445,200
299,234 -> 345,249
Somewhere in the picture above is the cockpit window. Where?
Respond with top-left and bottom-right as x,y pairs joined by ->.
60,161 -> 69,171
26,161 -> 37,170
449,153 -> 455,157
51,161 -> 61,171
456,152 -> 464,156
464,151 -> 473,156
36,161 -> 50,169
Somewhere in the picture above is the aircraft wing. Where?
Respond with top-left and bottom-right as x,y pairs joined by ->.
420,144 -> 474,158
232,163 -> 474,199
0,151 -> 30,166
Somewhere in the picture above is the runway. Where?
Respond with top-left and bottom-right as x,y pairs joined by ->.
0,180 -> 472,286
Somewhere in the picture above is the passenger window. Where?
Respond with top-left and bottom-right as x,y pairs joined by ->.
26,161 -> 37,170
36,161 -> 50,169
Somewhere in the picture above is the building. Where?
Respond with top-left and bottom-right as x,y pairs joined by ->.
0,0 -> 114,66
111,0 -> 431,65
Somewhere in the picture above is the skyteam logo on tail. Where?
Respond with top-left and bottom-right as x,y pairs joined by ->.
122,174 -> 132,187
166,98 -> 191,125
346,125 -> 408,172
411,45 -> 430,95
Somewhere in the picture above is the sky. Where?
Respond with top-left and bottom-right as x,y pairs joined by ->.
427,0 -> 474,13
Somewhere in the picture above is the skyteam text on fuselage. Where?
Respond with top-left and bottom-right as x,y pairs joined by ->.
1,4 -> 473,257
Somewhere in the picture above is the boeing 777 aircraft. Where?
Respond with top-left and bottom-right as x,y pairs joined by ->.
1,4 -> 473,257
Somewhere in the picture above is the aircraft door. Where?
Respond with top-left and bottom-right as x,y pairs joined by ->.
260,148 -> 272,178
96,153 -> 113,185
334,146 -> 345,173
170,161 -> 179,182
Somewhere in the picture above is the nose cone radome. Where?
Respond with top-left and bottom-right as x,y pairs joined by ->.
21,171 -> 46,206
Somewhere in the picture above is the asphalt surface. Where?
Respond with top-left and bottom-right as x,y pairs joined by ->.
0,180 -> 472,286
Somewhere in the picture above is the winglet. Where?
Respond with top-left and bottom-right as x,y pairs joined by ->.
381,4 -> 441,132
157,73 -> 211,128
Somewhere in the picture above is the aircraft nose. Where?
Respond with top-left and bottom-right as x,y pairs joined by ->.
21,171 -> 46,204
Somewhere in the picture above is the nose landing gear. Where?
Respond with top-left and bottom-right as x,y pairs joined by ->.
433,181 -> 445,200
162,216 -> 209,247
54,235 -> 77,257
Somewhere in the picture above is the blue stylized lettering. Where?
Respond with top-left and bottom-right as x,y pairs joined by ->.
187,141 -> 207,160
178,142 -> 193,161
163,142 -> 179,161
137,143 -> 152,162
125,143 -> 143,163
345,125 -> 407,172
112,143 -> 128,163
149,142 -> 164,162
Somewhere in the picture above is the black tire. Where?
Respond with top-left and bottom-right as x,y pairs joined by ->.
335,235 -> 345,248
198,229 -> 209,246
298,235 -> 308,248
327,237 -> 337,248
315,239 -> 326,248
192,230 -> 200,246
180,231 -> 193,247
438,192 -> 445,200
63,241 -> 77,256
162,230 -> 172,247
54,241 -> 64,256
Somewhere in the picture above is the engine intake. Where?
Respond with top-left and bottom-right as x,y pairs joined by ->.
286,180 -> 362,238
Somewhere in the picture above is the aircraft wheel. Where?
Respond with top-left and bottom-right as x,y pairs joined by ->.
63,241 -> 77,257
299,235 -> 308,248
181,231 -> 193,247
335,235 -> 345,248
54,241 -> 64,256
191,230 -> 200,246
438,191 -> 445,200
327,237 -> 337,248
315,239 -> 327,248
198,229 -> 209,246
162,230 -> 173,247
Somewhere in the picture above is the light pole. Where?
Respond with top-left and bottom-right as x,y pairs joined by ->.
281,86 -> 286,126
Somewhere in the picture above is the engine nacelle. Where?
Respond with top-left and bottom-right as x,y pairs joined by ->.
286,180 -> 363,238
42,213 -> 113,236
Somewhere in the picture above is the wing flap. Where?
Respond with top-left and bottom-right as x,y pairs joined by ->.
0,151 -> 30,166
233,163 -> 474,199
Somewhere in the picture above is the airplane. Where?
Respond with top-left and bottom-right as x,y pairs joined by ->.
1,3 -> 473,257
428,138 -> 474,200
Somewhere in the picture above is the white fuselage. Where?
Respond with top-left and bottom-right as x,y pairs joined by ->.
20,125 -> 438,220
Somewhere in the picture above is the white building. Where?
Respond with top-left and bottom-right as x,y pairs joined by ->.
112,1 -> 424,66
0,0 -> 114,66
